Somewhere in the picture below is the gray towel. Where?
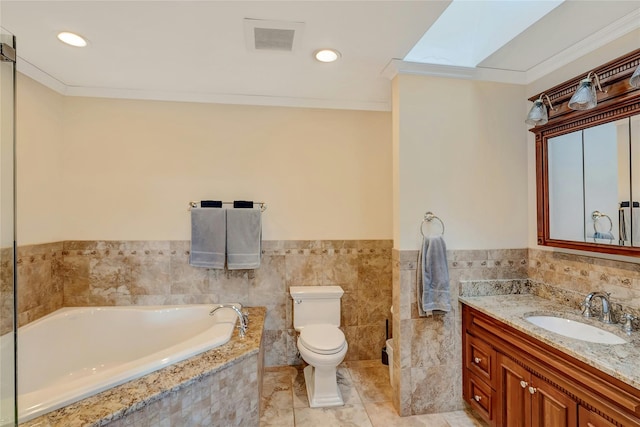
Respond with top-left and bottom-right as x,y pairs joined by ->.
416,235 -> 451,316
190,208 -> 226,269
226,209 -> 262,270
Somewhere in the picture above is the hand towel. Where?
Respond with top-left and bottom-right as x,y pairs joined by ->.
416,235 -> 451,316
190,208 -> 226,269
201,200 -> 222,208
233,200 -> 254,209
620,207 -> 640,245
619,208 -> 628,242
226,208 -> 262,270
593,231 -> 614,240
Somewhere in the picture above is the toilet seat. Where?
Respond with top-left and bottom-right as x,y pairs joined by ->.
299,324 -> 346,355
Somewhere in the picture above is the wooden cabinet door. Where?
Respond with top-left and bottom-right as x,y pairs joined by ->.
498,354 -> 531,427
530,377 -> 578,427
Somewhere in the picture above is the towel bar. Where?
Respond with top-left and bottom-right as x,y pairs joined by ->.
189,201 -> 267,212
420,211 -> 444,237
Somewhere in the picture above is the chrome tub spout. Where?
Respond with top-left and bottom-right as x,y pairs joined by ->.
209,304 -> 248,337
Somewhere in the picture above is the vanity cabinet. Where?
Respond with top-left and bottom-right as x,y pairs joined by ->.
462,304 -> 640,427
497,354 -> 577,427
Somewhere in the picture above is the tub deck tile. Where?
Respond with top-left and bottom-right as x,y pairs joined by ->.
20,306 -> 266,427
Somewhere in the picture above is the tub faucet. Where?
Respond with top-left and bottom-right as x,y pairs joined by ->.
209,304 -> 248,338
581,292 -> 615,324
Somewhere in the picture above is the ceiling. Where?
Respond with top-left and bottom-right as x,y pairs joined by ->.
1,1 -> 639,111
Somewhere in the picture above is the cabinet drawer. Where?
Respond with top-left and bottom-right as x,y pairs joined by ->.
579,406 -> 618,427
465,333 -> 496,386
579,405 -> 640,427
465,370 -> 495,425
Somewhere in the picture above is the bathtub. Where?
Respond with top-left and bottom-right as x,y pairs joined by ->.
18,304 -> 241,423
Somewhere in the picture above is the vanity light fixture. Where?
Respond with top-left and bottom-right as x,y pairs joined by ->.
568,71 -> 606,111
57,31 -> 87,47
525,93 -> 557,126
631,64 -> 640,88
314,48 -> 341,63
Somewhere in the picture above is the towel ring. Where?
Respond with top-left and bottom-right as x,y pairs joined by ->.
592,210 -> 612,234
420,211 -> 445,237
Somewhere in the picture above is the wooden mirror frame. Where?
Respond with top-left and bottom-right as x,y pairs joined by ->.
530,48 -> 640,256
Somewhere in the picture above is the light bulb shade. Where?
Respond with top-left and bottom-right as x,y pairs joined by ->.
568,79 -> 597,110
631,65 -> 640,88
525,99 -> 548,126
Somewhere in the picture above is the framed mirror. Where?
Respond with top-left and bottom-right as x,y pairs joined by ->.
532,49 -> 640,256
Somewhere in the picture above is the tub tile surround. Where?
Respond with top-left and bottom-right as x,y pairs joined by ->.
16,239 -> 393,367
1,246 -> 15,335
20,307 -> 266,427
16,242 -> 64,328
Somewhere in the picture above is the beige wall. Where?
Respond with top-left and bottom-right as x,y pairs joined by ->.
17,76 -> 393,244
16,74 -> 65,245
393,74 -> 529,250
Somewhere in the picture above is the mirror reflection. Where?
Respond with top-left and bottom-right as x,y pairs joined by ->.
548,115 -> 640,246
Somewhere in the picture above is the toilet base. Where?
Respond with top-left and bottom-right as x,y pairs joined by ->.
303,365 -> 344,408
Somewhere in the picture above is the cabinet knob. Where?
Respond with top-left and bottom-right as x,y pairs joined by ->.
528,386 -> 537,394
520,380 -> 528,388
473,395 -> 482,402
474,357 -> 482,364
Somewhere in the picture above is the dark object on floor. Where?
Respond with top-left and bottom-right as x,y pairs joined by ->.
381,318 -> 389,365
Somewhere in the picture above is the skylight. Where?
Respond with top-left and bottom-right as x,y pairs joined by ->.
404,0 -> 564,68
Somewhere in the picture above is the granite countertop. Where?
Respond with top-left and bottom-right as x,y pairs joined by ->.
22,306 -> 266,427
459,294 -> 640,391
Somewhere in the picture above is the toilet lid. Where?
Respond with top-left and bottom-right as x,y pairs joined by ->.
299,324 -> 346,355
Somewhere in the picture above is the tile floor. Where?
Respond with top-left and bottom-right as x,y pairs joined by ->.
260,360 -> 487,427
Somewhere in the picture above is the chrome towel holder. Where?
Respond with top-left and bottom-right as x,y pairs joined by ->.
420,211 -> 445,237
592,210 -> 612,233
189,201 -> 267,212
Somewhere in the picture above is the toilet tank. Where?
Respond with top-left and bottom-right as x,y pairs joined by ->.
290,286 -> 344,330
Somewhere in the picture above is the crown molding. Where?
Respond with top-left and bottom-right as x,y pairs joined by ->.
382,59 -> 526,84
62,86 -> 390,111
16,57 -> 390,112
16,57 -> 67,95
525,9 -> 640,84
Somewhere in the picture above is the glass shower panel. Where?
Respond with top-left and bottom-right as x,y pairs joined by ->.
632,115 -> 640,247
0,28 -> 16,427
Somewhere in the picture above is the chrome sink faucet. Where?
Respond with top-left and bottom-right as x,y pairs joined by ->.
209,304 -> 248,337
581,292 -> 615,324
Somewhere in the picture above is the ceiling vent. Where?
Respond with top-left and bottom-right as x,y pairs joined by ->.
244,18 -> 305,53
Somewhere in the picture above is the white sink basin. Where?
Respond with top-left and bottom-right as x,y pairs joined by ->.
525,315 -> 627,345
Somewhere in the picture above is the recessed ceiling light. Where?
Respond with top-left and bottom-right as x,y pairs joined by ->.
57,32 -> 88,47
314,49 -> 341,63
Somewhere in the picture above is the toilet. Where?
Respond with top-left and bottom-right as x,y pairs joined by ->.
290,285 -> 348,408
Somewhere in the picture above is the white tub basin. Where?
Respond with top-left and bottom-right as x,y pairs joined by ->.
525,315 -> 627,345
